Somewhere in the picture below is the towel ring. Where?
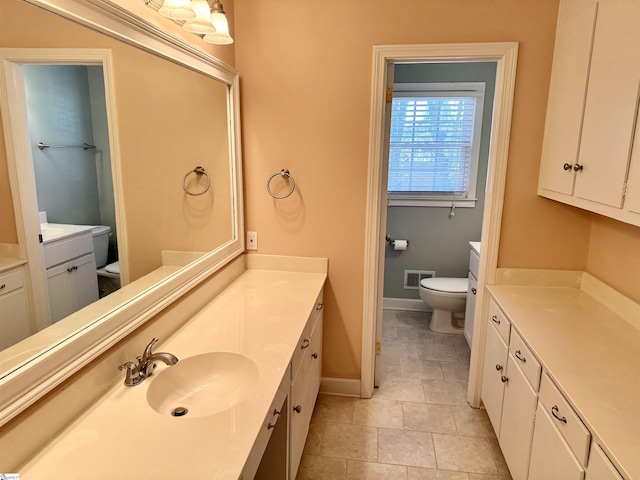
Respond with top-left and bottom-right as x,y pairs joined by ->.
267,169 -> 296,199
182,166 -> 211,196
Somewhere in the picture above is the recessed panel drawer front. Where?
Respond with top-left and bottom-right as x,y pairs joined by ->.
488,297 -> 511,344
469,249 -> 480,279
44,232 -> 94,268
509,330 -> 541,391
0,268 -> 25,297
539,373 -> 591,466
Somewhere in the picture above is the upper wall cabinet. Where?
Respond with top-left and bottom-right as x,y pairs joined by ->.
538,0 -> 640,226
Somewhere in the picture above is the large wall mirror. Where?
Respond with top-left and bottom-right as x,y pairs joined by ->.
0,0 -> 243,422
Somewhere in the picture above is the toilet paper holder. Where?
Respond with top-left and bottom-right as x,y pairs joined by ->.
386,234 -> 409,248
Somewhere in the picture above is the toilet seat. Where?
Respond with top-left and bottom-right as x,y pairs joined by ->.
97,261 -> 120,279
420,277 -> 468,294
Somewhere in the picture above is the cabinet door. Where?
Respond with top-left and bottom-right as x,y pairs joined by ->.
539,0 -> 598,196
0,288 -> 31,350
499,354 -> 538,480
481,323 -> 508,435
309,316 -> 323,404
47,262 -> 76,322
290,352 -> 311,480
529,403 -> 585,480
574,0 -> 640,207
464,272 -> 477,347
71,254 -> 99,310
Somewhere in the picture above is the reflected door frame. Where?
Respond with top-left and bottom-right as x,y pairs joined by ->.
361,43 -> 520,407
0,48 -> 127,332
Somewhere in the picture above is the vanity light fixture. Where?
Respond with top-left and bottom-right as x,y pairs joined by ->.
151,0 -> 234,44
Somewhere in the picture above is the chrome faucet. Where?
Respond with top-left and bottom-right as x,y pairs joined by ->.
118,338 -> 178,386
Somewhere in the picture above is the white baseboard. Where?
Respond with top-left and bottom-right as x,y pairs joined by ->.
319,377 -> 361,397
383,297 -> 431,312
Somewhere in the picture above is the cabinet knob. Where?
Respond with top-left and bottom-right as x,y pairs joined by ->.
573,163 -> 583,172
471,287 -> 477,295
563,163 -> 572,171
0,283 -> 5,290
501,375 -> 509,383
495,364 -> 503,371
293,405 -> 302,414
312,352 -> 319,359
67,267 -> 74,273
491,315 -> 500,325
316,303 -> 323,311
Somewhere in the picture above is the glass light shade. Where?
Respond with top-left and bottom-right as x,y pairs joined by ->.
203,11 -> 234,44
158,0 -> 196,20
183,0 -> 215,34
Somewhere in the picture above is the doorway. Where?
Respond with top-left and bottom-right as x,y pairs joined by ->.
0,48 -> 126,332
361,43 -> 519,407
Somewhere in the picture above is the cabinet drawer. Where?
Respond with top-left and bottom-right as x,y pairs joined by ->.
0,268 -> 25,297
488,297 -> 511,344
509,330 -> 541,391
539,373 -> 591,466
44,232 -> 94,268
587,443 -> 623,480
469,248 -> 480,279
291,291 -> 323,379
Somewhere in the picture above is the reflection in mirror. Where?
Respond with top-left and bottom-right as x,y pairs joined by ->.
0,0 -> 240,400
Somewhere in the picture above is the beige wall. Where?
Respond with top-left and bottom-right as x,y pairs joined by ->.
0,110 -> 18,245
0,0 -> 235,280
234,0 -> 605,379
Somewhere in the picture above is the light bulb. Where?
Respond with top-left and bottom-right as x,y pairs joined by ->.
183,0 -> 215,34
158,0 -> 196,21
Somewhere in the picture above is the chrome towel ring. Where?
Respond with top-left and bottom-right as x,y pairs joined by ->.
267,169 -> 296,199
182,166 -> 211,196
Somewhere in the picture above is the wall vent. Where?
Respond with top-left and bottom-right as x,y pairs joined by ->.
404,270 -> 435,289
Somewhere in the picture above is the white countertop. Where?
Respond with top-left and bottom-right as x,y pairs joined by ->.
469,241 -> 481,255
488,285 -> 640,480
18,268 -> 326,479
40,223 -> 93,244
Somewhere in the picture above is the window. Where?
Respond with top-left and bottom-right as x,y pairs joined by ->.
387,82 -> 485,207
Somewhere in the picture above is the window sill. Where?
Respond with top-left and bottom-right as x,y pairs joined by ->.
387,198 -> 477,208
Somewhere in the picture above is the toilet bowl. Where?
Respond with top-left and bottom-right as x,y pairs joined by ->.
419,277 -> 468,334
91,226 -> 120,297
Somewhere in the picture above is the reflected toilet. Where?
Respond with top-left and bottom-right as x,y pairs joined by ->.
91,225 -> 120,297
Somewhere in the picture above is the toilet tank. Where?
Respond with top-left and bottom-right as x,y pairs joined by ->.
91,225 -> 111,268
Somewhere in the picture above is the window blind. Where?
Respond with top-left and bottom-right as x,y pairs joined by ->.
388,96 -> 477,196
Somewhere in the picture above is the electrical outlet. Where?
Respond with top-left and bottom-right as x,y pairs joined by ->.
247,231 -> 258,250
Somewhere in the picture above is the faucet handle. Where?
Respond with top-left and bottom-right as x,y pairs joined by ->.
142,337 -> 159,360
118,361 -> 141,386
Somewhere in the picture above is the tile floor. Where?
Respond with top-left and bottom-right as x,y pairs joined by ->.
296,309 -> 512,480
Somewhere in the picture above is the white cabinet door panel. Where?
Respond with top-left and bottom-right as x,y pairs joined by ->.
481,323 -> 508,435
575,0 -> 640,207
539,0 -> 598,196
529,404 -> 585,480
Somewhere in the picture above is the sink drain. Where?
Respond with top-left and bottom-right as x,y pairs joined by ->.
171,406 -> 189,417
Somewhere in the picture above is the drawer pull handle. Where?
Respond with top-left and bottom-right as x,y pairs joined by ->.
267,409 -> 281,429
0,283 -> 5,290
491,315 -> 500,325
501,375 -> 509,383
301,338 -> 310,349
563,163 -> 572,171
551,405 -> 567,424
471,287 -> 477,295
316,303 -> 323,311
293,405 -> 302,414
514,350 -> 526,363
312,352 -> 319,359
495,364 -> 503,371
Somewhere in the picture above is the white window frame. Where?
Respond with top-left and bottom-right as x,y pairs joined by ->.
388,82 -> 485,208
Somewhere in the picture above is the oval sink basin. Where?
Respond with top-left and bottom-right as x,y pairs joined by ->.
146,352 -> 259,418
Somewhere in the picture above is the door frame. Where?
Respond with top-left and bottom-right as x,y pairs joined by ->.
361,43 -> 519,406
0,48 -> 127,332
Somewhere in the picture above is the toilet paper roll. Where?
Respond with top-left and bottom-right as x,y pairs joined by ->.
393,240 -> 408,251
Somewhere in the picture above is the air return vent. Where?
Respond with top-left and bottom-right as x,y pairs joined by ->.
404,270 -> 435,289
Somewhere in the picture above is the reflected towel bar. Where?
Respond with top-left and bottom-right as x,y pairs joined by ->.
38,141 -> 97,150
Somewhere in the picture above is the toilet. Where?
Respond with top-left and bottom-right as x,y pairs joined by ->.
419,277 -> 468,334
91,225 -> 121,297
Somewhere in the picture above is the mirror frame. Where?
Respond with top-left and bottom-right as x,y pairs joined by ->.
0,0 -> 244,426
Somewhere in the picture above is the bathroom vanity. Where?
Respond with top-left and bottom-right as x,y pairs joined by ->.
15,258 -> 327,479
481,278 -> 638,480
